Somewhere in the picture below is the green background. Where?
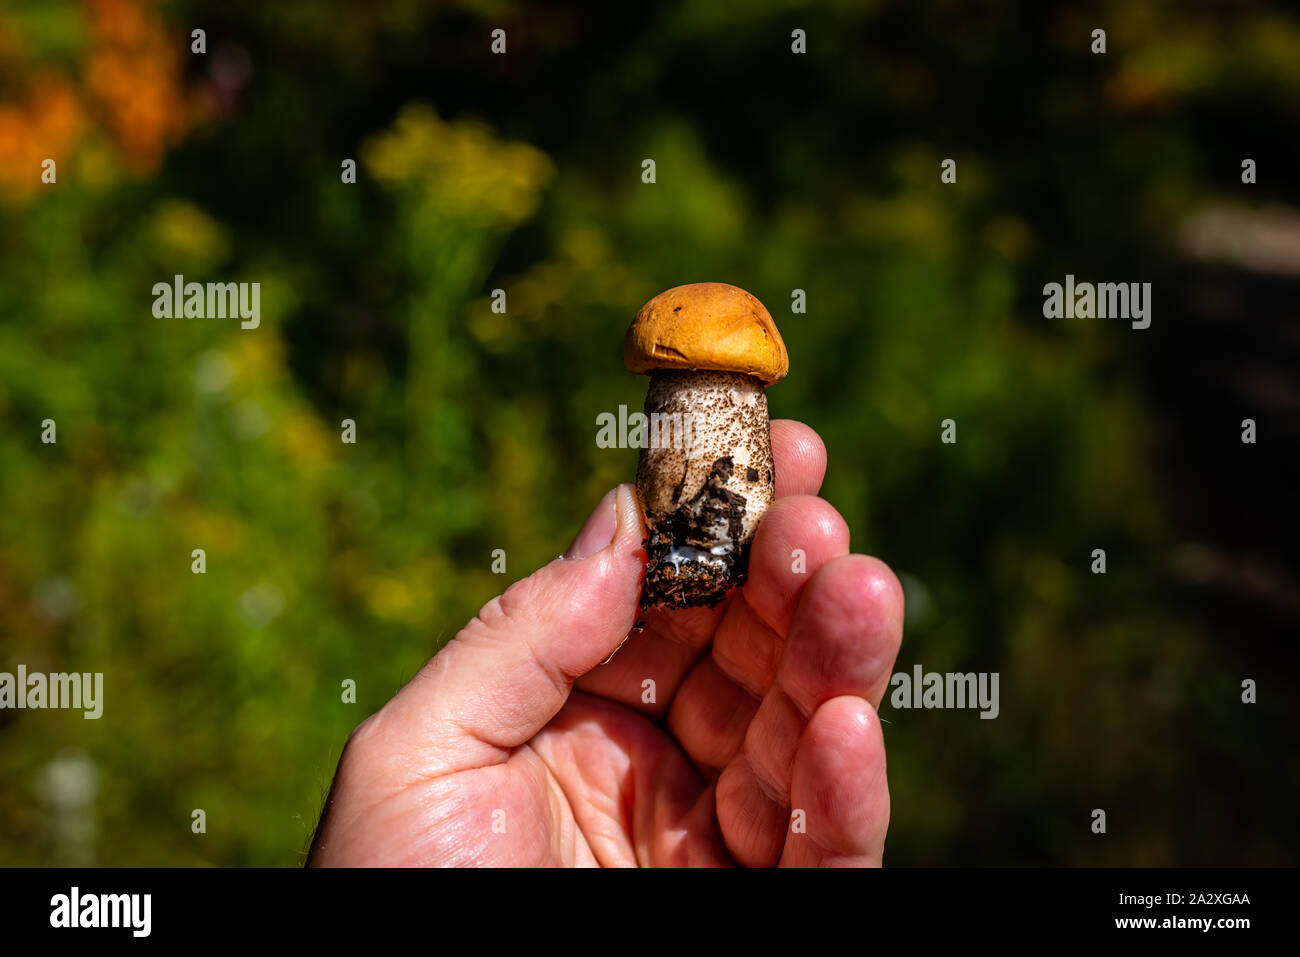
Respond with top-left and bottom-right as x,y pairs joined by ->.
1,0 -> 1297,865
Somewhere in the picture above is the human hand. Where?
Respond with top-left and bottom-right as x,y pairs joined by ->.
308,420 -> 904,866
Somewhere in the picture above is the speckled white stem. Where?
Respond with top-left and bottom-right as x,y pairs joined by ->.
636,370 -> 775,550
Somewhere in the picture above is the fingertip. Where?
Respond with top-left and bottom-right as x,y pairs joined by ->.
808,554 -> 905,638
826,554 -> 905,638
574,483 -> 645,577
783,554 -> 905,710
770,420 -> 827,498
612,483 -> 648,560
790,695 -> 890,860
564,487 -> 619,560
746,495 -> 851,635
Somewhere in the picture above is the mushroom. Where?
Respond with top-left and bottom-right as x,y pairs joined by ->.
624,282 -> 789,610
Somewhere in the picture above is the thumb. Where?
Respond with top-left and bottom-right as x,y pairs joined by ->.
373,484 -> 646,777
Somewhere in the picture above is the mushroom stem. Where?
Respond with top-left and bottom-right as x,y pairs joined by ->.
636,369 -> 776,609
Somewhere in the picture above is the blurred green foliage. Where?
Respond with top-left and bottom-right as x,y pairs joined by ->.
1,0 -> 1297,866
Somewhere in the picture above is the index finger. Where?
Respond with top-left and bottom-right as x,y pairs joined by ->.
769,419 -> 826,498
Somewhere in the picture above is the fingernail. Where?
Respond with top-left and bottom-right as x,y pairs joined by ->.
564,487 -> 619,560
612,483 -> 646,555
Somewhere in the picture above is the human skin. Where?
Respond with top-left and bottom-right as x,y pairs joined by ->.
308,420 -> 904,867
